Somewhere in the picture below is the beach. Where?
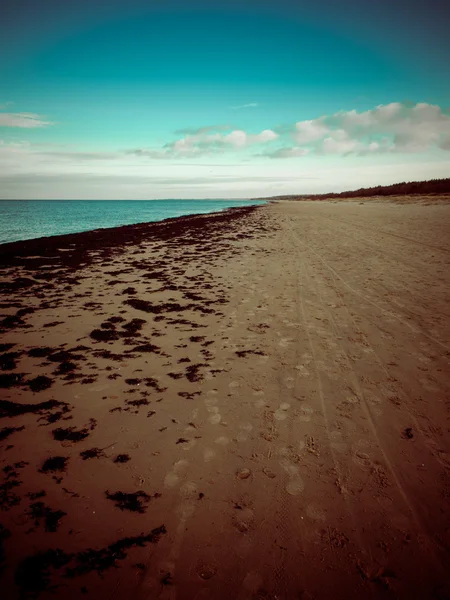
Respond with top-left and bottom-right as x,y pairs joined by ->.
1,198 -> 450,599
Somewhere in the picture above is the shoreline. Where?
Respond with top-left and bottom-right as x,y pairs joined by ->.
0,204 -> 260,267
1,200 -> 450,599
0,200 -> 263,249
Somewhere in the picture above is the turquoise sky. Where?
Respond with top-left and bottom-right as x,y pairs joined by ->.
0,0 -> 449,198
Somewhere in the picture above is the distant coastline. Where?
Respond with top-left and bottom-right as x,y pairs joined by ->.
254,177 -> 450,201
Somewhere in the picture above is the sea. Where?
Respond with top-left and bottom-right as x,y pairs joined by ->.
0,199 -> 267,245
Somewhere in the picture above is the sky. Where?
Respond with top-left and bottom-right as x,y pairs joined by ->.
0,0 -> 449,199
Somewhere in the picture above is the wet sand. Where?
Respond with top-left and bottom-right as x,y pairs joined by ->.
0,199 -> 450,599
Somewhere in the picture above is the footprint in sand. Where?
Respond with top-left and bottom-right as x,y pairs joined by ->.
295,364 -> 310,377
306,504 -> 326,521
233,507 -> 255,533
297,404 -> 313,422
274,403 -> 290,421
286,477 -> 305,496
215,436 -> 230,445
262,467 -> 277,479
204,448 -> 216,462
164,459 -> 189,488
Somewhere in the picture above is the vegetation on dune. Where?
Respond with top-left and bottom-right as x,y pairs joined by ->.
262,178 -> 450,200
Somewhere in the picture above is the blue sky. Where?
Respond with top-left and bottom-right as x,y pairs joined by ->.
0,0 -> 449,198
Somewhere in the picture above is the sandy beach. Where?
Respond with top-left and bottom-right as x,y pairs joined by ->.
1,198 -> 450,600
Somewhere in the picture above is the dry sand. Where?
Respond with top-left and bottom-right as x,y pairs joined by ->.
0,199 -> 450,599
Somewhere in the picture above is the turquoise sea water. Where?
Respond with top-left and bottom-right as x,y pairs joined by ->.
0,199 -> 267,245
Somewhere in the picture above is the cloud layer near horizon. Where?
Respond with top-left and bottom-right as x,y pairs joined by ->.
1,100 -> 450,199
2,101 -> 450,160
122,102 -> 450,159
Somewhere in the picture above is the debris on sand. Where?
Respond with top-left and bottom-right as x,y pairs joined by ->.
28,376 -> 54,392
0,524 -> 11,574
401,427 -> 414,439
105,490 -> 154,513
236,468 -> 251,480
15,526 -> 167,594
40,456 -> 69,473
27,502 -> 67,532
0,398 -> 69,419
113,454 -> 131,464
79,448 -> 106,461
52,427 -> 89,442
0,425 -> 25,442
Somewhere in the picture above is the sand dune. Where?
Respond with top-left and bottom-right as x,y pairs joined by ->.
1,199 -> 450,599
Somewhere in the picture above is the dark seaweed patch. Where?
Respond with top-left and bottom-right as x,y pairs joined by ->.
15,548 -> 72,596
125,299 -> 193,314
131,343 -> 161,354
144,377 -> 167,393
0,398 -> 68,419
122,318 -> 146,333
43,321 -> 64,328
0,425 -> 24,442
1,314 -> 25,329
54,361 -> 77,375
40,457 -> 69,473
28,375 -> 54,392
0,352 -> 21,370
52,427 -> 89,442
0,524 -> 11,574
178,391 -> 201,399
0,277 -> 35,291
105,490 -> 152,513
64,526 -> 167,577
27,502 -> 67,532
92,350 -> 127,361
28,346 -> 54,358
185,364 -> 207,382
0,343 -> 15,352
27,491 -> 46,500
126,399 -> 150,407
80,448 -> 105,460
0,372 -> 24,388
113,454 -> 130,464
168,372 -> 183,380
235,349 -> 266,358
0,480 -> 22,510
107,316 -> 125,324
90,329 -> 119,342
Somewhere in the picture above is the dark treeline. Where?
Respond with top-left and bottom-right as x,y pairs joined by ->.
264,178 -> 450,200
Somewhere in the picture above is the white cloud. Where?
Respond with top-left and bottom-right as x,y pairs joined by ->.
174,124 -> 232,135
229,103 -> 259,110
294,118 -> 330,143
128,128 -> 279,159
271,102 -> 450,158
260,147 -> 310,159
0,111 -> 54,128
